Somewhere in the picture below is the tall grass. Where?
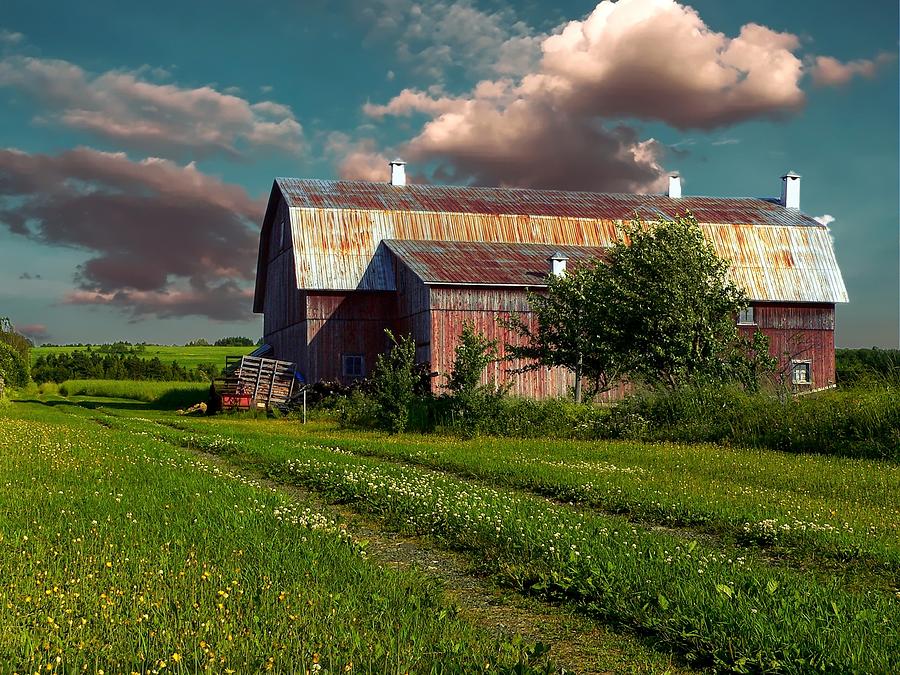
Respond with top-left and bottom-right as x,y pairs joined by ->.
338,385 -> 900,460
59,379 -> 208,408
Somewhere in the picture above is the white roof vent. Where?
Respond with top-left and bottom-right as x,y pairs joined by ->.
667,172 -> 682,199
781,170 -> 800,209
548,251 -> 568,277
389,159 -> 406,186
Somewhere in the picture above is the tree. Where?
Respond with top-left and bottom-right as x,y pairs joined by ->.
0,317 -> 32,366
214,337 -> 255,347
502,262 -> 627,403
0,342 -> 29,389
601,214 -> 773,389
504,214 -> 774,398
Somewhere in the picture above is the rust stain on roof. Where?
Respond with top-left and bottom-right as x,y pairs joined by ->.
254,179 -> 848,311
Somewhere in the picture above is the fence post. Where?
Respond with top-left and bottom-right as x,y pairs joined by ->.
303,389 -> 307,425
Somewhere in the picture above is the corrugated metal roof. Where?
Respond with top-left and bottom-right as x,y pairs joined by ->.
383,240 -> 606,286
254,178 -> 848,308
276,178 -> 822,227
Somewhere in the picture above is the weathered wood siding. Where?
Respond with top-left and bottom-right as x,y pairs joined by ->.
739,303 -> 836,389
426,286 -> 573,399
394,259 -> 432,366
263,197 -> 308,370
305,292 -> 396,383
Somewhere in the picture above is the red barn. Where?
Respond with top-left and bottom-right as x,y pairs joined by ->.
253,166 -> 847,396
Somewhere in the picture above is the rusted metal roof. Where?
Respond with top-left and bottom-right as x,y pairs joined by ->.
383,240 -> 606,286
276,178 -> 822,227
254,179 -> 848,308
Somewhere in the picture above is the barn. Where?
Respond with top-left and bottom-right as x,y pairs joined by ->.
253,163 -> 848,397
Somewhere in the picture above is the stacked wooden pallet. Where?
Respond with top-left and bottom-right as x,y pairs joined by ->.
214,355 -> 296,410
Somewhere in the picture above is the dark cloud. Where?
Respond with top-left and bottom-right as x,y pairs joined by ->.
0,147 -> 264,321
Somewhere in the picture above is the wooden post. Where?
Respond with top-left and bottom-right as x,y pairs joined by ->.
303,389 -> 307,425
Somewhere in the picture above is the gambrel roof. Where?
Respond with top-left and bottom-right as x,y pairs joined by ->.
254,179 -> 848,312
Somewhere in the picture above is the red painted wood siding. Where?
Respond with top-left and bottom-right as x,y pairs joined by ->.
305,292 -> 396,383
739,303 -> 836,389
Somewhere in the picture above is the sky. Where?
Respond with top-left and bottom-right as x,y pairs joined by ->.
0,0 -> 897,348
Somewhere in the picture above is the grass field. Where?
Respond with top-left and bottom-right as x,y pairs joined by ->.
0,402 -> 560,673
3,395 -> 899,672
31,345 -> 255,370
57,379 -> 208,407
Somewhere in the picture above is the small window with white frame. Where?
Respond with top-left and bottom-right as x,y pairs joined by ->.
791,360 -> 811,385
342,354 -> 365,378
737,305 -> 756,325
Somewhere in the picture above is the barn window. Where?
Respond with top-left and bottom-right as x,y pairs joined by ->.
737,306 -> 756,325
791,361 -> 811,385
342,354 -> 365,378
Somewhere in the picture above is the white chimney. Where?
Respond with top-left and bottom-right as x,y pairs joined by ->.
548,251 -> 568,277
781,170 -> 800,209
389,159 -> 406,186
667,172 -> 682,199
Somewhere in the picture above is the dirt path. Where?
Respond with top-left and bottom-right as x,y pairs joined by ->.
186,447 -> 687,675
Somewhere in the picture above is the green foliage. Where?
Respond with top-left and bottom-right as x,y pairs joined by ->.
371,331 -> 419,433
185,338 -> 211,346
503,262 -> 622,402
504,216 -> 774,398
602,215 -> 773,388
213,336 -> 256,347
836,348 -> 900,386
0,317 -> 31,367
444,324 -> 507,436
616,383 -> 900,460
0,342 -> 30,389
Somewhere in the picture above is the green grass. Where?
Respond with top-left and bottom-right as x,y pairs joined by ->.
31,345 -> 255,370
58,379 -> 208,408
90,411 -> 900,672
243,426 -> 900,584
0,403 -> 552,673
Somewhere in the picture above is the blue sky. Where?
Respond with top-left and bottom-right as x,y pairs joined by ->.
0,0 -> 897,347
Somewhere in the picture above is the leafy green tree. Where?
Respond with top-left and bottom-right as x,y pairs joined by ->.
502,263 -> 627,403
602,214 -> 774,389
0,342 -> 29,389
371,330 -> 418,433
0,317 -> 32,365
504,215 -> 774,397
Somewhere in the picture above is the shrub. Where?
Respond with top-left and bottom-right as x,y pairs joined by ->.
443,324 -> 507,437
0,342 -> 30,389
371,331 -> 419,433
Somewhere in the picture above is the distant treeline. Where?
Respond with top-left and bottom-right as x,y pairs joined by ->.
836,348 -> 900,386
32,349 -> 214,384
41,337 -> 258,348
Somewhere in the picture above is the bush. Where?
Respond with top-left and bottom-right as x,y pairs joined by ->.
615,384 -> 900,460
370,332 -> 420,433
442,324 -> 507,437
0,342 -> 30,389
